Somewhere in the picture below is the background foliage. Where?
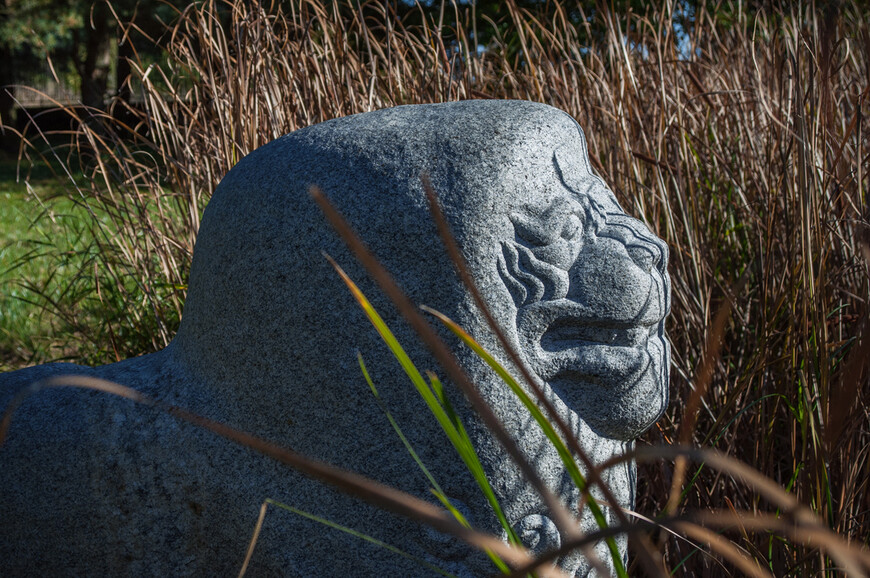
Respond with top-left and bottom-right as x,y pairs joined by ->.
2,0 -> 869,575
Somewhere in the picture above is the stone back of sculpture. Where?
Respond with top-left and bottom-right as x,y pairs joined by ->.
0,100 -> 670,576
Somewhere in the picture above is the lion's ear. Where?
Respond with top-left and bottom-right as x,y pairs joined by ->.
553,127 -> 624,214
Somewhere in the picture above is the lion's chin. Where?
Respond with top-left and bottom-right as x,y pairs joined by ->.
545,337 -> 667,439
516,306 -> 669,439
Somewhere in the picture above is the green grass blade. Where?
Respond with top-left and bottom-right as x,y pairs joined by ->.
423,305 -> 627,575
264,498 -> 460,578
327,256 -> 456,440
427,372 -> 521,547
429,489 -> 513,575
358,352 -> 446,496
360,352 -> 512,571
330,258 -> 518,569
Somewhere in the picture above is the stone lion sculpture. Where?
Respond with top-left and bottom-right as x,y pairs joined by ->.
0,100 -> 669,576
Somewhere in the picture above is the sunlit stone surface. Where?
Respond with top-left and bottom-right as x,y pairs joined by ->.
0,100 -> 670,576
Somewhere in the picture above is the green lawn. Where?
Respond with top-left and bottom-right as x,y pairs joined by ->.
0,155 -> 91,371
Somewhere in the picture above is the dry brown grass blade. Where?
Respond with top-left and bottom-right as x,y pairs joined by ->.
7,1 -> 870,573
627,445 -> 817,527
0,374 -> 566,575
668,521 -> 772,578
502,518 -> 670,578
616,445 -> 870,574
684,512 -> 869,578
666,290 -> 733,514
238,500 -> 269,578
507,509 -> 775,578
420,174 -> 662,575
510,506 -> 870,578
0,376 -> 149,443
618,504 -> 742,574
825,242 -> 870,452
309,185 -> 582,544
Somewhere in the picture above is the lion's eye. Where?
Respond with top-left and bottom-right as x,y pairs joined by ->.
512,201 -> 585,248
626,244 -> 655,272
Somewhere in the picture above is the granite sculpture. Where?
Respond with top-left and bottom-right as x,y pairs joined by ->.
0,100 -> 670,576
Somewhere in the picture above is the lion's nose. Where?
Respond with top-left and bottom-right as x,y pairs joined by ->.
561,214 -> 670,325
598,214 -> 668,275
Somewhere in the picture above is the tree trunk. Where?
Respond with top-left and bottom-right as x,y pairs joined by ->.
79,3 -> 113,110
111,28 -> 135,125
115,31 -> 132,105
0,44 -> 17,154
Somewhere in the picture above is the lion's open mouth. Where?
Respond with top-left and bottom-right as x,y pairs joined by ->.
537,340 -> 651,385
540,318 -> 650,351
516,299 -> 664,388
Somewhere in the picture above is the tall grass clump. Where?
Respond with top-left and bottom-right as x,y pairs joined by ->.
4,0 -> 869,574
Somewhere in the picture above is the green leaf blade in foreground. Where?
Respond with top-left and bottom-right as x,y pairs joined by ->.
358,352 -> 445,496
327,256 -> 520,561
427,372 -> 517,544
421,305 -> 627,575
264,498 -> 460,578
359,353 -> 512,574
